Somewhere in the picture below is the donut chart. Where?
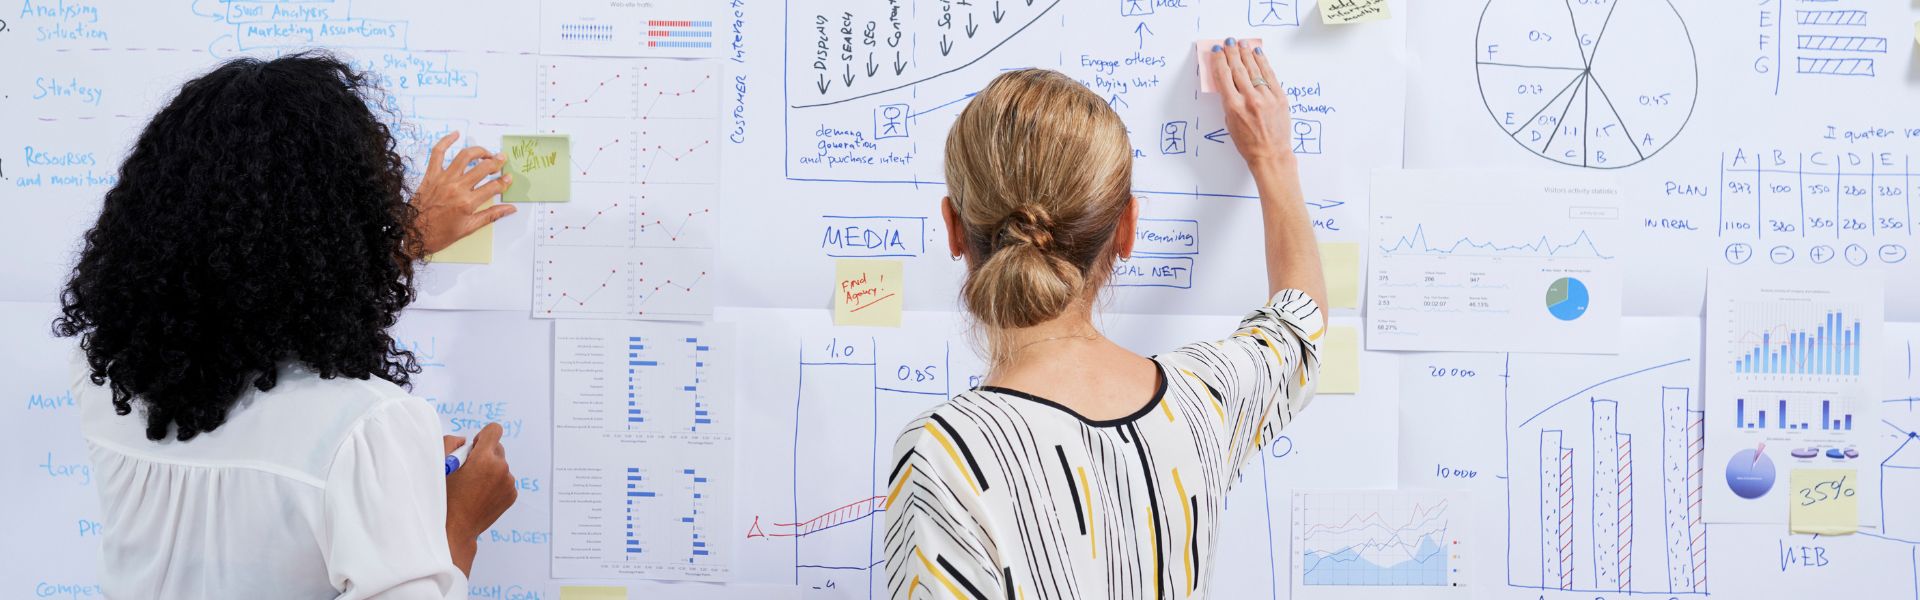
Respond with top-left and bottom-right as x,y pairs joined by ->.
1475,0 -> 1698,169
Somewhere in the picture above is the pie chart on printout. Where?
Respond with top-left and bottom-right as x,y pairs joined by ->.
1474,0 -> 1698,169
1545,277 -> 1589,321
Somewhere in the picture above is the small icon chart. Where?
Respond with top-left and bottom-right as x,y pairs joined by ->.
1474,0 -> 1698,169
1545,277 -> 1590,321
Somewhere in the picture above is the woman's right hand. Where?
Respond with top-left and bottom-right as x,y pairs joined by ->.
1209,39 -> 1295,169
443,422 -> 518,575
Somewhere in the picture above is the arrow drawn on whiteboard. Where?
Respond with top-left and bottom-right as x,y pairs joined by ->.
865,54 -> 878,77
1108,94 -> 1129,109
1203,128 -> 1230,144
1304,199 -> 1345,210
993,2 -> 1006,23
816,74 -> 830,95
1135,23 -> 1153,49
966,13 -> 979,38
893,52 -> 909,75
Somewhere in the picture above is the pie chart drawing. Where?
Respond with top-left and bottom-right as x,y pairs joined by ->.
1726,448 -> 1777,499
1545,277 -> 1589,321
1475,0 -> 1698,169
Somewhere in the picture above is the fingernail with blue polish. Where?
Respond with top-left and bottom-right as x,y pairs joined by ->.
1255,46 -> 1265,55
1212,45 -> 1222,53
1225,37 -> 1236,46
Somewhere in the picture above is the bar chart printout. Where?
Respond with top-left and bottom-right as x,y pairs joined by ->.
1704,268 -> 1883,524
552,320 -> 734,580
1291,489 -> 1470,600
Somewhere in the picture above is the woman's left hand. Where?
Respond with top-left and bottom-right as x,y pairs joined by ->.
415,131 -> 516,258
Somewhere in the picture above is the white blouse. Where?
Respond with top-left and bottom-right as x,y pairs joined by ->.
74,351 -> 466,599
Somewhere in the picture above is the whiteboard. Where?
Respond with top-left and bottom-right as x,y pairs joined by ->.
3,0 -> 1918,598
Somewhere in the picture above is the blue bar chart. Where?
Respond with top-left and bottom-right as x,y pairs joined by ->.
1732,398 -> 1856,432
554,320 -> 734,580
1731,310 -> 1863,377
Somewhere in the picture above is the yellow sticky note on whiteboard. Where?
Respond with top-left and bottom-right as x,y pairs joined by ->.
1320,242 -> 1362,309
558,586 -> 627,600
1320,0 -> 1390,24
833,259 -> 904,327
1789,468 -> 1859,535
426,215 -> 494,264
1318,326 -> 1361,394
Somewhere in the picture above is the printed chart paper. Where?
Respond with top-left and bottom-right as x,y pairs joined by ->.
1367,169 -> 1624,353
1706,268 -> 1883,525
1291,489 -> 1469,599
541,0 -> 723,58
532,57 -> 719,321
552,320 -> 734,581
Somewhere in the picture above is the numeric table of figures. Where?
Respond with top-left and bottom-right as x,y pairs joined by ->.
1715,149 -> 1916,268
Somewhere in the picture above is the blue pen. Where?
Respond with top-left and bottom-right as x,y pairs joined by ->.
445,442 -> 473,476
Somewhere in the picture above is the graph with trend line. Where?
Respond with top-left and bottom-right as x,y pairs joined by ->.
1368,170 -> 1624,353
1378,224 -> 1615,259
1292,490 -> 1467,597
534,57 -> 718,321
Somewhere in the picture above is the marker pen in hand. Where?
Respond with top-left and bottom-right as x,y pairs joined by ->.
445,442 -> 474,476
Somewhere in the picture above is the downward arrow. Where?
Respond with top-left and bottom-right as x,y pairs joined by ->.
842,64 -> 855,87
866,53 -> 879,77
965,13 -> 979,38
992,1 -> 1006,23
1203,128 -> 1230,144
893,52 -> 909,75
939,35 -> 954,56
816,74 -> 831,94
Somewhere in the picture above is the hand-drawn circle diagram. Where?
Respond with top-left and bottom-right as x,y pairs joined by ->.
1474,0 -> 1698,169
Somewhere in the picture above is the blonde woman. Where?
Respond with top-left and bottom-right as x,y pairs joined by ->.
881,40 -> 1326,599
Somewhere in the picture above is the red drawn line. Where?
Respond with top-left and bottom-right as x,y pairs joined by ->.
543,268 -> 621,314
848,293 -> 898,314
546,69 -> 625,119
572,138 -> 629,176
635,272 -> 708,315
745,495 -> 886,539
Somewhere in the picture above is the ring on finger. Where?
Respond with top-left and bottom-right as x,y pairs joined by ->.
1251,77 -> 1269,87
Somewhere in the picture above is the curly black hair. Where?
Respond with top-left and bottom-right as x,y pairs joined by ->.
55,52 -> 424,442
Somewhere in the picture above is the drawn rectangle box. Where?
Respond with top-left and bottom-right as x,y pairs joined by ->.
1796,35 -> 1888,53
1247,0 -> 1300,27
1796,10 -> 1868,26
1122,0 -> 1155,16
1133,219 -> 1200,256
874,104 -> 911,139
225,0 -> 343,24
1110,256 -> 1194,289
235,19 -> 409,50
1797,57 -> 1875,76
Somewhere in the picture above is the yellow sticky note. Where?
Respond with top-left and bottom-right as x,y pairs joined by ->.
833,259 -> 904,327
1789,468 -> 1859,535
427,215 -> 494,264
1320,242 -> 1361,309
1913,20 -> 1919,46
503,134 -> 571,203
1318,326 -> 1361,394
1320,0 -> 1390,24
558,586 -> 627,600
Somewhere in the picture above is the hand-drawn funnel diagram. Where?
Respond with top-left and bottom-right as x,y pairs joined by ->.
1475,0 -> 1698,169
790,0 -> 1061,109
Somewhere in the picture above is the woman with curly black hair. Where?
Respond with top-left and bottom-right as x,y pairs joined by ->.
55,53 -> 520,598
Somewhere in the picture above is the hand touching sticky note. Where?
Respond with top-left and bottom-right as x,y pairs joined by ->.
1196,38 -> 1265,94
1789,468 -> 1858,535
502,134 -> 570,203
1320,0 -> 1390,25
834,259 -> 904,327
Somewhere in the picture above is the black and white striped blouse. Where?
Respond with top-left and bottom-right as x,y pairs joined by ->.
883,290 -> 1323,600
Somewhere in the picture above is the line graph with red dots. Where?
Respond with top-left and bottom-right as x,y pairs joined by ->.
533,57 -> 718,322
536,57 -> 719,186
